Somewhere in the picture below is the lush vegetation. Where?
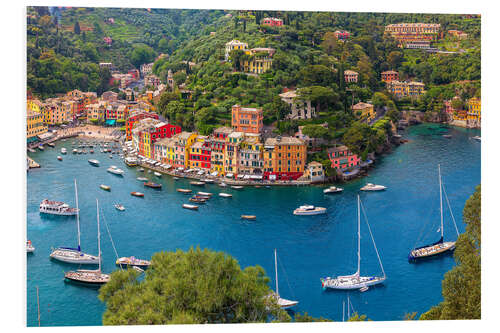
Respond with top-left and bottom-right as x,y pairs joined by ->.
420,185 -> 481,320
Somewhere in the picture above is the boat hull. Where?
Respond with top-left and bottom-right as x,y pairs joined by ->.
293,208 -> 327,215
408,241 -> 456,261
50,250 -> 100,265
321,276 -> 386,290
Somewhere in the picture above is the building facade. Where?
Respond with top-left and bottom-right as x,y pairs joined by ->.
304,161 -> 325,183
386,80 -> 425,99
381,70 -> 399,82
334,30 -> 350,40
231,105 -> 263,134
467,97 -> 481,127
344,70 -> 359,83
327,145 -> 360,170
384,23 -> 441,48
27,110 -> 48,142
126,111 -> 159,141
225,39 -> 248,61
352,102 -> 376,123
279,90 -> 316,120
261,17 -> 283,27
211,127 -> 233,175
263,136 -> 306,180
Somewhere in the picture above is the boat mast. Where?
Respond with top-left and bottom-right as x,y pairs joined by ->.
342,301 -> 345,322
75,179 -> 81,251
36,286 -> 40,327
356,195 -> 361,278
97,199 -> 101,273
439,164 -> 444,240
347,295 -> 351,319
274,248 -> 279,297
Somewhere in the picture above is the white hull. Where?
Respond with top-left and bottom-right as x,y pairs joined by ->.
107,168 -> 124,175
39,207 -> 78,216
293,207 -> 326,215
50,248 -> 99,264
322,276 -> 386,290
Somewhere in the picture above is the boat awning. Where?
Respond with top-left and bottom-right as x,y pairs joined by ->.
105,119 -> 116,126
226,173 -> 233,178
37,132 -> 53,141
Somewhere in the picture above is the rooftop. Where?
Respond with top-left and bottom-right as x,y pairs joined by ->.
327,145 -> 350,153
352,102 -> 373,110
265,136 -> 305,146
344,70 -> 358,75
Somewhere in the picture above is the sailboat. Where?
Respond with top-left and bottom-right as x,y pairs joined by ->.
272,249 -> 298,309
408,165 -> 459,261
50,180 -> 99,265
321,195 -> 386,291
64,199 -> 110,285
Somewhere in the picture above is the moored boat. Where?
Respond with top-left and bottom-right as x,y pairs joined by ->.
144,182 -> 162,189
131,192 -> 144,197
39,199 -> 78,216
231,185 -> 243,190
241,215 -> 256,220
26,240 -> 35,253
173,176 -> 179,180
293,205 -> 327,216
114,204 -> 125,211
182,204 -> 198,210
138,168 -> 145,172
219,193 -> 232,198
61,148 -> 67,154
47,142 -> 55,147
471,135 -> 481,141
124,157 -> 138,166
442,134 -> 452,139
107,166 -> 124,175
360,183 -> 386,191
219,182 -> 227,187
57,156 -> 63,161
137,177 -> 148,181
202,179 -> 215,184
88,159 -> 100,167
100,184 -> 111,191
197,192 -> 212,197
324,186 -> 343,194
189,196 -> 207,204
271,249 -> 298,309
154,172 -> 162,177
116,256 -> 151,269
38,145 -> 44,151
190,181 -> 205,186
177,188 -> 192,194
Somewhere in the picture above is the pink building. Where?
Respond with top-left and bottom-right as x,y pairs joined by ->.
334,30 -> 350,40
327,145 -> 360,170
344,70 -> 358,83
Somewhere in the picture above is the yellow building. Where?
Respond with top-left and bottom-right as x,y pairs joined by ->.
467,97 -> 481,127
27,110 -> 48,142
352,102 -> 376,123
386,80 -> 425,99
225,39 -> 248,61
27,99 -> 42,113
242,48 -> 275,74
238,134 -> 263,174
174,132 -> 198,168
224,132 -> 245,175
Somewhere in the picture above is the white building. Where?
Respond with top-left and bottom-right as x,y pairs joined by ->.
225,40 -> 248,61
279,90 -> 316,120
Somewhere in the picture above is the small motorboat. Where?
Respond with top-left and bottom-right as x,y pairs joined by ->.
144,182 -> 162,189
219,182 -> 227,187
231,185 -> 243,190
219,193 -> 232,198
26,240 -> 35,253
109,154 -> 113,159
131,192 -> 144,197
182,204 -> 198,210
116,256 -> 151,269
173,177 -> 179,180
190,181 -> 205,186
114,204 -> 125,211
293,205 -> 327,216
442,134 -> 452,139
323,186 -> 343,194
197,192 -> 212,197
47,142 -> 55,147
189,196 -> 207,204
255,185 -> 261,188
137,177 -> 148,181
154,172 -> 162,177
138,168 -> 145,172
100,184 -> 111,191
360,183 -> 387,191
38,145 -> 44,151
90,149 -> 94,154
360,286 -> 369,292
177,188 -> 192,194
88,159 -> 100,167
133,266 -> 145,273
202,179 -> 215,184
61,148 -> 67,154
241,215 -> 256,220
27,148 -> 36,153
471,136 -> 481,141
107,166 -> 124,175
57,156 -> 63,161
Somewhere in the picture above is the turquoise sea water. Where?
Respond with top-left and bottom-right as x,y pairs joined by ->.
26,124 -> 481,326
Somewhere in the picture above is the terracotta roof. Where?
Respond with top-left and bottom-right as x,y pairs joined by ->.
265,136 -> 305,146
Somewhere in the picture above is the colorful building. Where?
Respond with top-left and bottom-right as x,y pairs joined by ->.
344,70 -> 359,83
225,39 -> 248,61
238,134 -> 263,175
384,23 -> 441,48
241,48 -> 275,74
173,132 -> 198,168
188,136 -> 212,170
381,70 -> 399,82
327,145 -> 360,171
211,127 -> 233,175
224,131 -> 245,175
144,74 -> 161,89
352,102 -> 376,123
27,110 -> 48,143
131,118 -> 181,159
263,136 -> 307,180
86,102 -> 107,123
334,30 -> 350,40
231,105 -> 263,134
261,17 -> 283,27
304,161 -> 325,183
125,111 -> 159,141
467,97 -> 481,127
279,89 -> 316,120
386,80 -> 425,99
154,136 -> 177,165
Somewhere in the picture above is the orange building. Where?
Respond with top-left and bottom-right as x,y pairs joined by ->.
263,136 -> 306,180
231,105 -> 263,134
381,70 -> 399,82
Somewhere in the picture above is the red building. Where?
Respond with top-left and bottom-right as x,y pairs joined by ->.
149,122 -> 181,143
126,111 -> 159,141
334,30 -> 350,40
344,70 -> 359,83
327,145 -> 360,170
103,36 -> 112,46
261,17 -> 283,27
381,70 -> 399,82
128,69 -> 140,80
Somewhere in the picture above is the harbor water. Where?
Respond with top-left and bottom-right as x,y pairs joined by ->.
26,124 -> 481,326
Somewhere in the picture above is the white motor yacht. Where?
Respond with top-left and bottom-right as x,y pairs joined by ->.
360,183 -> 386,191
293,205 -> 327,216
61,148 -> 67,154
324,186 -> 344,194
107,166 -> 124,175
